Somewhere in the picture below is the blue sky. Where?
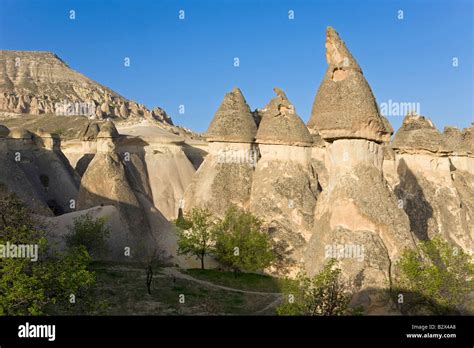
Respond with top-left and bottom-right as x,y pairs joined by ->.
0,0 -> 472,133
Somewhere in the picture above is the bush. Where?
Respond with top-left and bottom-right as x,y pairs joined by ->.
277,259 -> 353,316
394,237 -> 474,314
176,208 -> 215,269
0,195 -> 96,315
213,207 -> 275,273
65,214 -> 110,258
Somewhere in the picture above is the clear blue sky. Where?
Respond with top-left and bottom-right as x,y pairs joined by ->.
0,0 -> 472,133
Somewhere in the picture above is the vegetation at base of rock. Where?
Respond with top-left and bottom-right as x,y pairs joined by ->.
74,261 -> 280,315
175,207 -> 276,273
65,214 -> 111,259
0,194 -> 96,315
393,236 -> 474,315
276,259 -> 353,316
175,208 -> 215,269
213,207 -> 276,273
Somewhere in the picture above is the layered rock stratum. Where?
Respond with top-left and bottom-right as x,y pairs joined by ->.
0,27 -> 472,314
0,50 -> 173,123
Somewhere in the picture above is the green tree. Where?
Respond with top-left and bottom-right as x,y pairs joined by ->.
277,259 -> 353,316
213,207 -> 275,273
0,194 -> 96,315
176,208 -> 215,270
394,237 -> 474,315
65,214 -> 110,258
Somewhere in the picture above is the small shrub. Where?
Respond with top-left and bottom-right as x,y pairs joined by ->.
65,214 -> 110,258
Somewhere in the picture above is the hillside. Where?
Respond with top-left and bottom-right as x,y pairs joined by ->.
0,50 -> 172,124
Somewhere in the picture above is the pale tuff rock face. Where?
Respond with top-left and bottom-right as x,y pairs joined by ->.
205,87 -> 257,143
386,115 -> 474,255
308,27 -> 392,143
76,123 -> 158,260
304,27 -> 416,312
0,50 -> 173,124
73,121 -> 198,264
115,122 -> 196,221
326,139 -> 384,176
389,154 -> 474,254
250,88 -> 318,275
77,151 -> 153,259
184,142 -> 256,216
305,160 -> 415,312
185,88 -> 258,216
250,146 -> 319,276
0,126 -> 80,216
392,113 -> 450,154
256,87 -> 313,146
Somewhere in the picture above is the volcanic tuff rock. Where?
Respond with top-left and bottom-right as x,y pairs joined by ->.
205,87 -> 257,143
386,116 -> 474,253
115,121 -> 197,220
2,26 -> 473,315
75,121 -> 193,263
305,27 -> 417,312
256,88 -> 313,146
443,123 -> 474,156
0,124 -> 80,215
307,27 -> 392,143
185,88 -> 257,215
0,50 -> 172,124
250,88 -> 318,275
392,113 -> 450,154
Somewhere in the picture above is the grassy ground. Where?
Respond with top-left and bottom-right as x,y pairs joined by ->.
50,262 -> 282,315
185,268 -> 294,293
1,114 -> 92,140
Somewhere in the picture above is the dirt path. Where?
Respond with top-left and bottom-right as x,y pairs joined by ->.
162,267 -> 283,297
255,295 -> 285,314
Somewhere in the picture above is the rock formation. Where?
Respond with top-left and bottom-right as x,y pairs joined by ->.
0,50 -> 172,124
0,124 -> 80,215
387,113 -> 474,253
1,27 -> 472,315
307,27 -> 392,143
76,121 -> 155,259
75,120 -> 198,265
115,121 -> 196,220
184,88 -> 258,215
305,27 -> 417,312
249,88 -> 318,275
